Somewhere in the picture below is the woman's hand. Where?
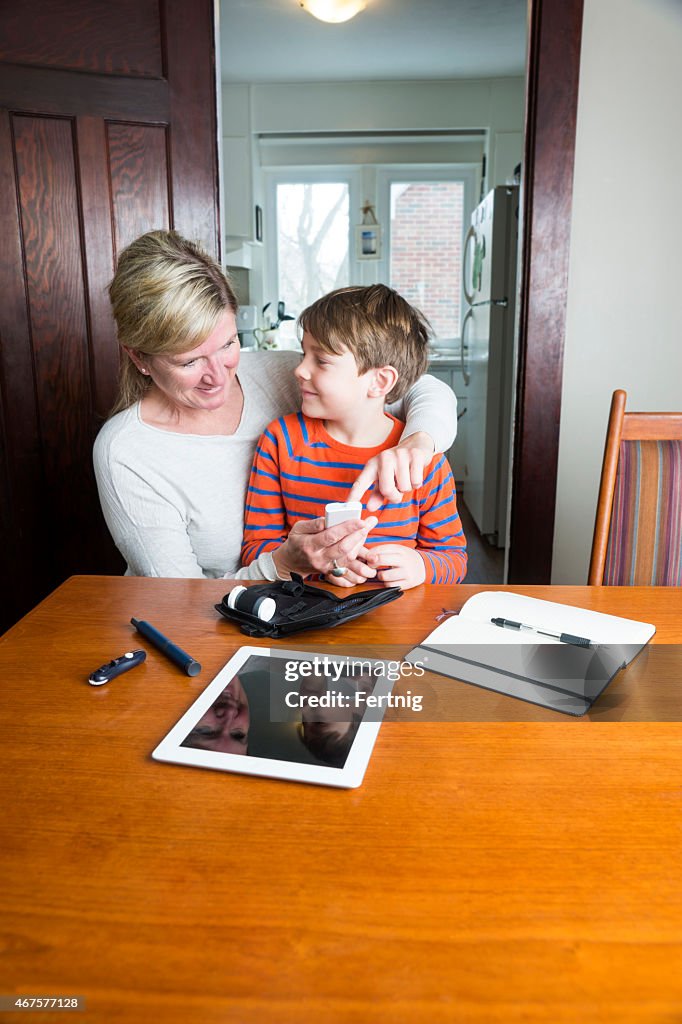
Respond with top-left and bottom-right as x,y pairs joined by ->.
346,430 -> 435,511
322,562 -> 369,588
272,516 -> 378,581
361,544 -> 426,590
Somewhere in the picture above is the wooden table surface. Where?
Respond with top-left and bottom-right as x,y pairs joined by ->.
1,577 -> 682,1023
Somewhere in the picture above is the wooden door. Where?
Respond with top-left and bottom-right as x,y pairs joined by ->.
507,0 -> 584,583
0,0 -> 219,631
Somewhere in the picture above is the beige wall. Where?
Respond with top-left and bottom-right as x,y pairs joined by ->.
552,0 -> 682,582
222,77 -> 525,229
248,78 -> 523,132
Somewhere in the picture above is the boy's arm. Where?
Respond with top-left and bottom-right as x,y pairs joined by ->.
240,422 -> 377,582
361,456 -> 467,588
387,373 -> 458,454
241,426 -> 288,569
414,456 -> 468,584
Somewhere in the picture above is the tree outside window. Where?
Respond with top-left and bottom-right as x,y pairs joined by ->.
276,182 -> 349,316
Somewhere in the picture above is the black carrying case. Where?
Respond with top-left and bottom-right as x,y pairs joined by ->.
215,574 -> 403,638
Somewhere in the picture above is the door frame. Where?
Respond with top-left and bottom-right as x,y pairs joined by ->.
508,0 -> 585,582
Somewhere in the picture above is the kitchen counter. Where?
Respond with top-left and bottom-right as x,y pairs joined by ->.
240,346 -> 465,364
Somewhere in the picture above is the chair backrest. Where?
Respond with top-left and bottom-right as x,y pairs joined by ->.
589,389 -> 682,585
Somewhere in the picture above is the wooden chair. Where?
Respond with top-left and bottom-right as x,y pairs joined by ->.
589,389 -> 682,585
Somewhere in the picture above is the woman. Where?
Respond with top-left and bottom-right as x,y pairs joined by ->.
93,229 -> 457,581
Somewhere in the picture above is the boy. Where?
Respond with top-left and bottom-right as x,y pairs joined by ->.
241,285 -> 467,589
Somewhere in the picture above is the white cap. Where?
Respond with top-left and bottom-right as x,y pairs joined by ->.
254,596 -> 276,622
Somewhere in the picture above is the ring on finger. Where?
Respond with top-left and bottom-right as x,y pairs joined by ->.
331,559 -> 348,578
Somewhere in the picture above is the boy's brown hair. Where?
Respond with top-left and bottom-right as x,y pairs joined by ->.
298,285 -> 431,402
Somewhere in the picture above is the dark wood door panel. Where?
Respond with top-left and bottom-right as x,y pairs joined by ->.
77,115 -> 118,421
14,116 -> 90,372
108,123 -> 171,254
0,111 -> 47,628
507,0 -> 584,583
0,0 -> 219,632
0,0 -> 164,78
0,65 -> 170,121
13,114 -> 97,583
164,0 -> 219,255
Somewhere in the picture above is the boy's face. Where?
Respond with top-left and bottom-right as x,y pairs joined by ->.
295,331 -> 376,421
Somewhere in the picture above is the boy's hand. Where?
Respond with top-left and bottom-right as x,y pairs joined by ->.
272,516 -> 378,580
347,431 -> 435,511
361,545 -> 426,590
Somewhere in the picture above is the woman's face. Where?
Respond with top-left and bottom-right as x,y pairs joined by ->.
183,675 -> 250,754
133,311 -> 240,413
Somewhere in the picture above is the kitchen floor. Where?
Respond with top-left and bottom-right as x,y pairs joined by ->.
457,493 -> 505,584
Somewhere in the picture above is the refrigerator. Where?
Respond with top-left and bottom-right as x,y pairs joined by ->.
461,185 -> 519,546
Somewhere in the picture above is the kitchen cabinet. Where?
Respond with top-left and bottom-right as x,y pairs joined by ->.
224,135 -> 252,240
427,359 -> 467,481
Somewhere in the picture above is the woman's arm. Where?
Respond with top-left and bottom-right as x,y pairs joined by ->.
94,449 -> 208,577
362,457 -> 468,588
388,372 -> 457,454
347,373 -> 458,511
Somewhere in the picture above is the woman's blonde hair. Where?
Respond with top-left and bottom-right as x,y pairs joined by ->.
108,230 -> 238,414
298,285 -> 431,403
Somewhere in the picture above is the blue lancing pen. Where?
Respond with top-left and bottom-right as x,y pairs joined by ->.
131,618 -> 202,676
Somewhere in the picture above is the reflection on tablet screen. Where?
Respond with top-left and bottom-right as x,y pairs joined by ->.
180,655 -> 377,770
181,674 -> 250,756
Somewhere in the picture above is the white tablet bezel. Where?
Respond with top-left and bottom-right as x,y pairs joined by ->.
151,645 -> 393,789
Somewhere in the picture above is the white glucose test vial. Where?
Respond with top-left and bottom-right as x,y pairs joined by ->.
227,586 -> 276,622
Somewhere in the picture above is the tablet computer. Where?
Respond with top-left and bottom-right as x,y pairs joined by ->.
151,646 -> 393,788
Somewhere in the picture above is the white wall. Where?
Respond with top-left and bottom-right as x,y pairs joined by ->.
222,78 -> 525,238
552,0 -> 682,583
249,78 -> 523,152
222,77 -> 524,307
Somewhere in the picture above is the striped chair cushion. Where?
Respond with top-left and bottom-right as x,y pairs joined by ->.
603,439 -> 682,585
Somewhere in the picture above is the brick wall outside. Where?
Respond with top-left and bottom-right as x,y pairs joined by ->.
390,182 -> 464,341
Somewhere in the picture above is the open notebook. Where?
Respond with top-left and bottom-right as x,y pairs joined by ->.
405,591 -> 656,715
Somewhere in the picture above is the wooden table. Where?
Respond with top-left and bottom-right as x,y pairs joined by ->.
1,578 -> 682,1023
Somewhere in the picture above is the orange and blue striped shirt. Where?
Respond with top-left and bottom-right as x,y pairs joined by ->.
242,413 -> 467,584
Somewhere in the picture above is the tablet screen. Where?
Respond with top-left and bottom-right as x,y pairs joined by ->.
152,647 -> 392,788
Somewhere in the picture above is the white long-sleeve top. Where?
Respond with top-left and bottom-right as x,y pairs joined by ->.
93,350 -> 457,580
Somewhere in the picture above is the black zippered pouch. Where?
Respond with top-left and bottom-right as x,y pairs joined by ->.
215,574 -> 403,638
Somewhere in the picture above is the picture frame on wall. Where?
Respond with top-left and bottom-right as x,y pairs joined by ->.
355,224 -> 381,260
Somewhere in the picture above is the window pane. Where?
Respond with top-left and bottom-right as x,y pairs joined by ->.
276,183 -> 349,317
389,182 -> 464,340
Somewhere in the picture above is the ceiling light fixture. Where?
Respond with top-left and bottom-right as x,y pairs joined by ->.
299,0 -> 367,24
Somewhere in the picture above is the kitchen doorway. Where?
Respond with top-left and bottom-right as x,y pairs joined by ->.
218,0 -> 584,584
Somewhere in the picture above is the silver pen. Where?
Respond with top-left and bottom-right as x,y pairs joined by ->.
491,617 -> 593,648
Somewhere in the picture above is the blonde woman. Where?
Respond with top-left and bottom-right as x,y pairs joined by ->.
93,229 -> 457,581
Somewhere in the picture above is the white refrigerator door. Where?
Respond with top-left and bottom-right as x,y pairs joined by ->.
463,302 -> 507,537
462,188 -> 515,540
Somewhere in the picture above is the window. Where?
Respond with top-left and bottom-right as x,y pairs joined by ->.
377,168 -> 475,343
389,181 -> 464,339
265,169 -> 359,320
265,165 -> 475,341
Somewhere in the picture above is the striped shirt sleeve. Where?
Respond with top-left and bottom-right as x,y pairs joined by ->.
415,455 -> 468,584
241,422 -> 288,566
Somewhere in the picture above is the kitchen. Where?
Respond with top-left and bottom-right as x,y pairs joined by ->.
219,0 -> 526,582
3,0 -> 674,631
